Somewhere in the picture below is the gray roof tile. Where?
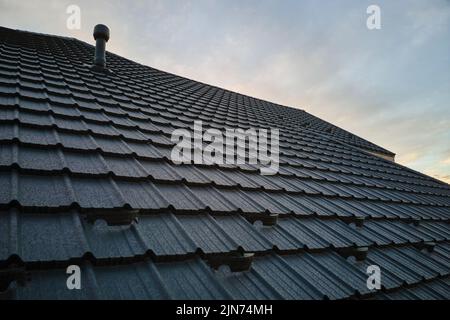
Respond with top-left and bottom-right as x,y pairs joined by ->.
6,244 -> 450,300
1,26 -> 450,300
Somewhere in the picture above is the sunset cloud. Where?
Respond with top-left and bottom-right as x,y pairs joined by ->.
441,156 -> 450,165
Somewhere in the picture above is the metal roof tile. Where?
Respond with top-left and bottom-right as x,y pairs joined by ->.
64,151 -> 109,174
71,177 -> 125,208
2,26 -> 450,300
94,136 -> 132,154
17,146 -> 64,171
281,253 -> 361,299
189,187 -> 237,212
125,141 -> 164,158
0,210 -> 88,262
212,215 -> 272,252
113,180 -> 167,209
376,277 -> 450,300
58,130 -> 97,150
176,214 -> 238,253
134,213 -> 197,256
16,173 -> 74,207
138,160 -> 182,181
19,125 -> 58,145
8,258 -> 229,300
419,222 -> 450,241
217,254 -> 322,299
361,247 -> 443,287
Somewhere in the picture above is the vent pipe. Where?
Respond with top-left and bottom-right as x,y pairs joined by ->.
93,24 -> 110,69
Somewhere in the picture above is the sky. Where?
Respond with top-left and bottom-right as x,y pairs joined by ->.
1,0 -> 449,183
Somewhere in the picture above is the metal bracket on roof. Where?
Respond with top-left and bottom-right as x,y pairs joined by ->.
354,217 -> 365,227
338,246 -> 369,262
245,213 -> 279,227
0,267 -> 29,292
208,252 -> 255,272
86,209 -> 139,226
408,219 -> 421,227
90,64 -> 113,74
343,216 -> 365,228
415,241 -> 436,253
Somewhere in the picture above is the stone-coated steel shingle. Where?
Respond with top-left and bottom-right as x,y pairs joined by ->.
0,26 -> 449,299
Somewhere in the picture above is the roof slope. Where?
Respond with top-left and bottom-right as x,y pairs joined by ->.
0,26 -> 449,300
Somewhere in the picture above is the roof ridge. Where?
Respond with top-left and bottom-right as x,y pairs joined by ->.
0,25 -> 77,41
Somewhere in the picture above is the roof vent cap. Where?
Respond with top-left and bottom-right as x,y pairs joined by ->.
92,24 -> 110,70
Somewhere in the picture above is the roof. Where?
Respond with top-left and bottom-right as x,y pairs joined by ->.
0,25 -> 449,300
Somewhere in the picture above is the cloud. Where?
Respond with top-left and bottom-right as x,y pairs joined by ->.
442,158 -> 450,165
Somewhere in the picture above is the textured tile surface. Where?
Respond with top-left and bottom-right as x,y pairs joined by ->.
0,26 -> 450,300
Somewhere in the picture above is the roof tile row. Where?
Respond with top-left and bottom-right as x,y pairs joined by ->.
3,242 -> 450,300
1,26 -> 450,300
2,209 -> 450,264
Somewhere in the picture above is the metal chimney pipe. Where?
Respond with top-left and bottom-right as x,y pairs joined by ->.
93,24 -> 110,68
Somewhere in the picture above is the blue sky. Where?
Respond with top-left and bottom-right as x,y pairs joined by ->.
1,0 -> 449,183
